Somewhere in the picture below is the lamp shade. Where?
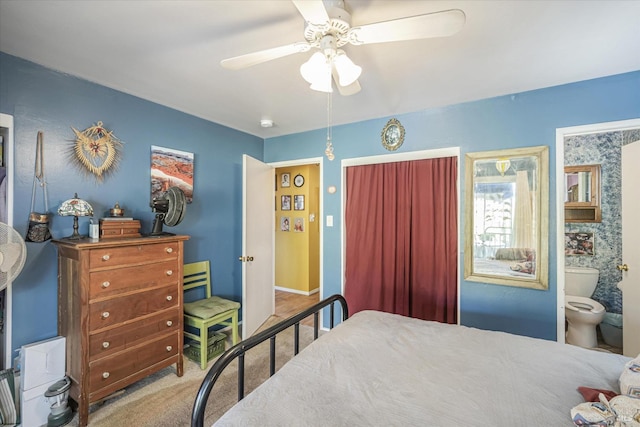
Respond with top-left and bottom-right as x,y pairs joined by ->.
300,52 -> 328,84
309,76 -> 333,93
495,158 -> 511,176
333,50 -> 361,87
300,52 -> 333,93
58,193 -> 93,217
58,193 -> 93,239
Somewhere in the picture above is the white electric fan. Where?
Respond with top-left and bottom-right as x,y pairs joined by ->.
0,222 -> 27,291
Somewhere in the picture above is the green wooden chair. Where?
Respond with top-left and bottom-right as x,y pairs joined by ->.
183,260 -> 240,369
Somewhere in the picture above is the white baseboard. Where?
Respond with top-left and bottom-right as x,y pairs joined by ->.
274,286 -> 319,296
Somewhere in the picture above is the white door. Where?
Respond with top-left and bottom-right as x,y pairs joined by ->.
241,154 -> 275,339
621,139 -> 640,357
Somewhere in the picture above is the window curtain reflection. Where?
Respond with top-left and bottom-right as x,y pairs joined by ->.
513,170 -> 534,249
344,157 -> 458,323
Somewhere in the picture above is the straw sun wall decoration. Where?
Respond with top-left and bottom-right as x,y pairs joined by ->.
69,121 -> 123,183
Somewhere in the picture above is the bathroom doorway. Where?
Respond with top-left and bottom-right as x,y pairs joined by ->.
556,118 -> 640,353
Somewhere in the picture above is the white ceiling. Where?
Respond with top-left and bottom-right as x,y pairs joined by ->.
1,1 -> 639,139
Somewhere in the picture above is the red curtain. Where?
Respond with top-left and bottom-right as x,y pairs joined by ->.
344,157 -> 458,323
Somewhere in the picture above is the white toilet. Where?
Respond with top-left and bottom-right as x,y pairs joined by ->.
565,266 -> 606,348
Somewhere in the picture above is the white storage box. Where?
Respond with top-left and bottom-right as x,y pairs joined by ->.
19,336 -> 66,427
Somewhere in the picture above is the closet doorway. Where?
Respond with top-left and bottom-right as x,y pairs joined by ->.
341,148 -> 460,323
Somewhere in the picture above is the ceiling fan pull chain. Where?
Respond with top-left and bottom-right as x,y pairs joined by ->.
325,90 -> 334,161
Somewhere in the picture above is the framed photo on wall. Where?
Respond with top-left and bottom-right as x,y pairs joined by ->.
280,216 -> 290,232
151,145 -> 194,203
281,173 -> 290,188
294,195 -> 304,210
565,232 -> 594,255
281,195 -> 291,211
293,217 -> 304,232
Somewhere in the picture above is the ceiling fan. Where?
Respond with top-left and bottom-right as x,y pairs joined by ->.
221,0 -> 466,95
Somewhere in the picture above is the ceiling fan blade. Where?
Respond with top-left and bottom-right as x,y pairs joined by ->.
221,42 -> 312,70
347,9 -> 465,45
292,0 -> 330,26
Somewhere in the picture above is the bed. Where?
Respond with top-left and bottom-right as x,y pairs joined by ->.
192,295 -> 631,426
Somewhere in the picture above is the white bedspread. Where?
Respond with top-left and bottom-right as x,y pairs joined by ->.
214,310 -> 630,426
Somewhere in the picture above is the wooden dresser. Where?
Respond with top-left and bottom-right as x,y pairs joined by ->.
53,235 -> 190,427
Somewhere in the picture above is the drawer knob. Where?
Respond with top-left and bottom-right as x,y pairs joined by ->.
102,341 -> 110,349
102,254 -> 110,261
102,372 -> 110,379
166,247 -> 173,254
166,320 -> 173,327
102,281 -> 110,288
166,346 -> 173,352
166,270 -> 173,276
101,312 -> 110,319
166,295 -> 173,301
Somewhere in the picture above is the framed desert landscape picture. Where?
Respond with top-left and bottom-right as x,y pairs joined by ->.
150,145 -> 194,203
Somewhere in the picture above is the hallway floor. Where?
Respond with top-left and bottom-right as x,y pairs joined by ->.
275,290 -> 319,327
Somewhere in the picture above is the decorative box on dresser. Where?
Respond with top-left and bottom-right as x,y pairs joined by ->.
53,235 -> 190,427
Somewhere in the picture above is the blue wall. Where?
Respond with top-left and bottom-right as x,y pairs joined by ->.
0,53 -> 263,354
2,50 -> 639,354
264,71 -> 640,340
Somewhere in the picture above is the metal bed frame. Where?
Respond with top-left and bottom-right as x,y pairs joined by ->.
191,294 -> 349,427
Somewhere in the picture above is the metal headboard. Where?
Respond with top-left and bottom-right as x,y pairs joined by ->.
191,294 -> 349,427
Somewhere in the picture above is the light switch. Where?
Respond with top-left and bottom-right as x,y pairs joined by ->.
326,215 -> 333,227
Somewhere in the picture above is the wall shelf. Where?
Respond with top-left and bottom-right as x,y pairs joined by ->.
565,164 -> 601,223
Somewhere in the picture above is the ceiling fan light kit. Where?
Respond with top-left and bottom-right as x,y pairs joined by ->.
299,33 -> 362,93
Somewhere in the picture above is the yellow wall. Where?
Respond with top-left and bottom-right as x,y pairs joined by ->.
275,164 -> 320,293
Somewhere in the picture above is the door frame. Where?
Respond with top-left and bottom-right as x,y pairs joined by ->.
340,147 -> 461,323
555,117 -> 640,343
269,156 -> 324,304
0,113 -> 14,369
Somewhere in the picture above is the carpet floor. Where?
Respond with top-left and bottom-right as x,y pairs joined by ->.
67,316 -> 318,426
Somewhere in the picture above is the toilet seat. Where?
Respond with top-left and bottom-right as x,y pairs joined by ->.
565,295 -> 605,314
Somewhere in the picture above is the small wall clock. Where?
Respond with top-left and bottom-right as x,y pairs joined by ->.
294,174 -> 305,187
381,118 -> 405,151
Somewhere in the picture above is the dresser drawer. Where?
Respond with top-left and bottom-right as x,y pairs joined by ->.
89,309 -> 180,360
89,259 -> 178,299
89,333 -> 179,391
89,285 -> 179,331
89,242 -> 179,269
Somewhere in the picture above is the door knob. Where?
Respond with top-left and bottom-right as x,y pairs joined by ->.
238,256 -> 255,262
617,264 -> 629,271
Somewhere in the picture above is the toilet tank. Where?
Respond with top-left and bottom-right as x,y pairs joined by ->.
565,266 -> 599,296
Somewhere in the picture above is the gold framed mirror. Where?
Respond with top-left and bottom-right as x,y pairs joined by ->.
464,145 -> 549,290
381,118 -> 405,151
